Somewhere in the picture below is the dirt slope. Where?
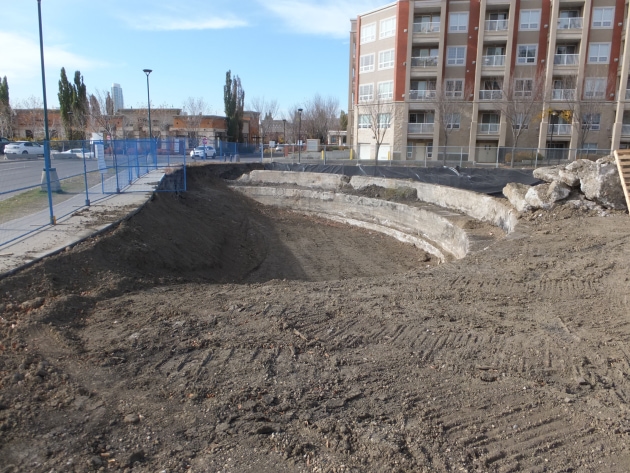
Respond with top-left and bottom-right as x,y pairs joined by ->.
1,164 -> 630,473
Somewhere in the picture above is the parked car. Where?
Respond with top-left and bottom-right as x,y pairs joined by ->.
59,148 -> 95,159
4,141 -> 45,156
0,137 -> 10,154
190,145 -> 216,159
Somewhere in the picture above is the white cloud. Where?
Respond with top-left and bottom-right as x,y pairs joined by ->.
127,15 -> 247,31
128,16 -> 248,31
0,32 -> 108,81
258,0 -> 384,38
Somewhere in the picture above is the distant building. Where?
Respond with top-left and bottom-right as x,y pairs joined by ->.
111,83 -> 124,113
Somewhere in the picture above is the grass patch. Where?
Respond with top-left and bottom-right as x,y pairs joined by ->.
0,173 -> 102,224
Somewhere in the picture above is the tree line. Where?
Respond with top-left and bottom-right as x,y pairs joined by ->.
0,69 -> 348,145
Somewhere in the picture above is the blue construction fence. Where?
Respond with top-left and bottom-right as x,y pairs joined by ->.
0,138 -> 187,248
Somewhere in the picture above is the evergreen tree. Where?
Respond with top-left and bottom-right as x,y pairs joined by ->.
0,76 -> 12,137
224,70 -> 245,143
72,71 -> 88,139
58,68 -> 75,139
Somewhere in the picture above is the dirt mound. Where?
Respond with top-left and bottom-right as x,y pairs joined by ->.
1,165 -> 630,472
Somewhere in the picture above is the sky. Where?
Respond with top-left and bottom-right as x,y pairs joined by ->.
1,0 -> 385,118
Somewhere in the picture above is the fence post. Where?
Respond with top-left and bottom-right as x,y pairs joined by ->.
82,139 -> 90,206
424,146 -> 428,168
459,148 -> 463,168
496,147 -> 500,168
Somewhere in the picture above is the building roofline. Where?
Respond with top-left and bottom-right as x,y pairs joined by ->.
357,1 -> 397,18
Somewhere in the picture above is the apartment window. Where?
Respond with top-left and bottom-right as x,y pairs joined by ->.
361,23 -> 376,44
588,43 -> 610,63
514,113 -> 529,129
449,12 -> 468,32
378,113 -> 391,129
378,81 -> 394,100
379,49 -> 395,69
380,17 -> 396,39
359,54 -> 375,73
580,143 -> 598,151
445,79 -> 464,98
583,78 -> 606,98
592,7 -> 614,28
447,46 -> 466,65
446,113 -> 461,129
358,83 -> 374,102
514,79 -> 533,96
517,45 -> 537,64
409,112 -> 434,124
583,114 -> 601,131
520,10 -> 541,30
358,114 -> 370,128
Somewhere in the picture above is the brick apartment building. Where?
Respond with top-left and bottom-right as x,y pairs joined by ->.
349,0 -> 630,162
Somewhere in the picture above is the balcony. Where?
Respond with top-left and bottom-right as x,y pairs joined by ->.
554,54 -> 579,66
548,124 -> 572,135
413,22 -> 440,34
482,55 -> 506,67
411,56 -> 439,67
622,124 -> 630,135
485,19 -> 509,31
409,89 -> 437,100
557,17 -> 583,29
478,123 -> 500,134
551,89 -> 576,100
479,90 -> 503,100
408,123 -> 435,134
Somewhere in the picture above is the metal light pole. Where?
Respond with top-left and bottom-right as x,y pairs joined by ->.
283,119 -> 286,144
37,0 -> 55,225
298,108 -> 303,163
143,68 -> 152,141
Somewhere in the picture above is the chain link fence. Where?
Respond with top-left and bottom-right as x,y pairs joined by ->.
0,139 -> 187,247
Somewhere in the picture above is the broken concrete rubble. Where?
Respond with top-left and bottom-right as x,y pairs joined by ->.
505,155 -> 627,212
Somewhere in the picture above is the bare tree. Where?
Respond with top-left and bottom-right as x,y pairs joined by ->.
90,90 -> 119,143
19,96 -> 45,140
282,106 -> 302,144
556,75 -> 605,156
302,94 -> 339,143
357,96 -> 394,161
182,97 -> 207,147
430,81 -> 472,162
493,71 -> 547,166
152,103 -> 175,141
249,97 -> 279,144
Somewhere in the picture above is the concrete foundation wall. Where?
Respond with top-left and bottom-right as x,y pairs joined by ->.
237,171 -> 349,191
231,186 -> 470,261
349,176 -> 519,234
236,171 -> 518,234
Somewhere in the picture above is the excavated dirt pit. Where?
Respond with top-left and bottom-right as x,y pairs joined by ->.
1,163 -> 630,473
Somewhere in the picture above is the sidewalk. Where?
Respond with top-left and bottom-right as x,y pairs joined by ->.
0,170 -> 164,278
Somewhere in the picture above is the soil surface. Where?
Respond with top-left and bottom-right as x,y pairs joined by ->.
1,164 -> 630,472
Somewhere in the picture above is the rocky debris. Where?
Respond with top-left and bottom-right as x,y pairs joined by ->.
505,155 -> 627,212
502,183 -> 532,212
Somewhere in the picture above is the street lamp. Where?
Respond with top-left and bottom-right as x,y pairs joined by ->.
298,108 -> 303,163
37,0 -> 55,225
143,69 -> 152,142
549,110 -> 558,162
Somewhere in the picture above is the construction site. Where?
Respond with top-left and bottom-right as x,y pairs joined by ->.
1,158 -> 630,472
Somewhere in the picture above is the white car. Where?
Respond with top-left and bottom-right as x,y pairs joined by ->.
4,141 -> 45,156
190,145 -> 216,159
60,148 -> 95,159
